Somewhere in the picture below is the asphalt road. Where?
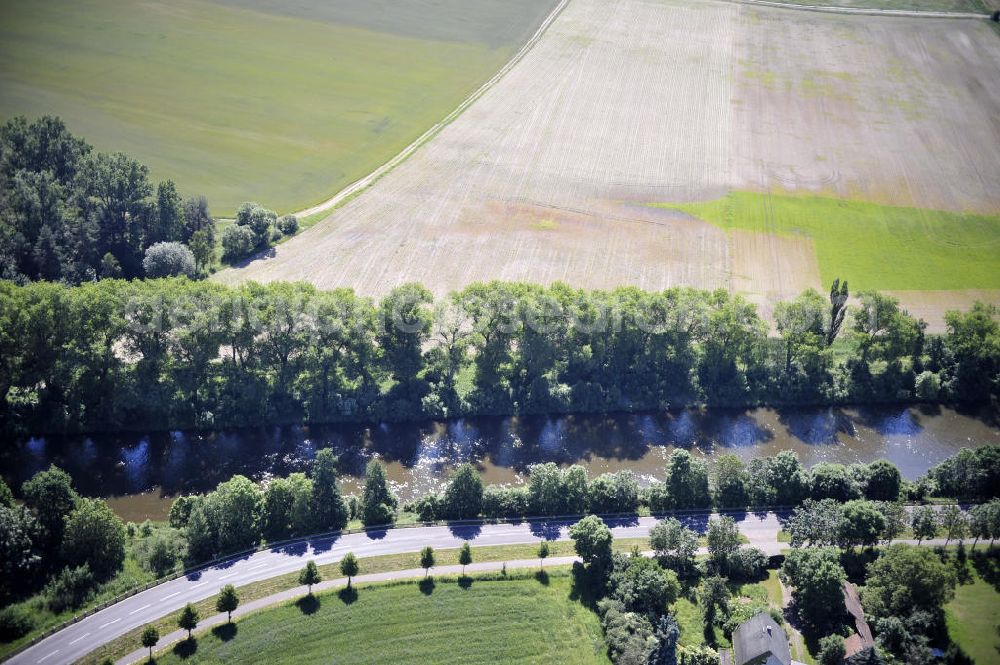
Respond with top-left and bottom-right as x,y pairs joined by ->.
10,510 -> 788,665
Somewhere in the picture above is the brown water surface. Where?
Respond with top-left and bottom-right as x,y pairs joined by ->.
2,404 -> 995,522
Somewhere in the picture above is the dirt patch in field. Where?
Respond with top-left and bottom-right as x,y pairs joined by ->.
218,0 -> 1000,329
732,6 -> 1000,214
886,290 -> 1000,334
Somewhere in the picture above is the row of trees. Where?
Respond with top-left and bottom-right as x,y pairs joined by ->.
156,446 -> 997,570
4,445 -> 993,617
786,499 -> 1000,550
0,116 -> 217,283
3,277 -> 998,434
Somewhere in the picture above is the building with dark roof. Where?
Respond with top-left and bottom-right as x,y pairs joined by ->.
732,611 -> 805,665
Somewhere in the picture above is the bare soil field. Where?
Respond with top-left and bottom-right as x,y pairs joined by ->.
218,0 -> 1000,329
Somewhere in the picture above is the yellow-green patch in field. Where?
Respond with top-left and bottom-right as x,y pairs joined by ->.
656,191 -> 1000,291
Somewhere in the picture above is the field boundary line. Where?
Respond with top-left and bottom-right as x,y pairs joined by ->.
731,0 -> 988,19
289,0 -> 571,220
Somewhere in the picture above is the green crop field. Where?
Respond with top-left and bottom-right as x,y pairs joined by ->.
152,573 -> 610,665
660,192 -> 1000,292
0,0 -> 556,214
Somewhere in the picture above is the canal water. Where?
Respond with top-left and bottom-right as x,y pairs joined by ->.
1,404 -> 996,521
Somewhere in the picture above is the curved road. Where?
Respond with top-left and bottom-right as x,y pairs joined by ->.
10,511 -> 788,665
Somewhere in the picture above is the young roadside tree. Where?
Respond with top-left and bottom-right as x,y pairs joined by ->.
911,505 -> 938,544
299,560 -> 322,595
216,584 -> 240,622
538,541 -> 550,570
339,552 -> 359,589
360,460 -> 398,527
968,501 -> 997,549
568,515 -> 613,572
458,542 -> 472,575
420,546 -> 435,578
141,624 -> 159,662
876,501 -> 908,545
177,603 -> 199,639
938,504 -> 968,545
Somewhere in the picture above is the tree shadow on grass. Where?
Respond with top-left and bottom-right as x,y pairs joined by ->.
296,594 -> 321,615
211,623 -> 237,642
534,570 -> 550,586
971,551 -> 1000,592
458,575 -> 473,589
172,637 -> 198,659
568,562 -> 604,609
419,578 -> 436,595
338,586 -> 358,605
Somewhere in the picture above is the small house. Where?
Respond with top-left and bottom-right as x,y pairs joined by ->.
731,611 -> 806,665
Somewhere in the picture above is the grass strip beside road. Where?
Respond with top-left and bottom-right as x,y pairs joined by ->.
151,571 -> 611,665
77,538 -> 648,664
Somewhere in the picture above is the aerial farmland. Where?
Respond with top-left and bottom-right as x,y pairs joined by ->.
217,0 -> 1000,329
0,0 -> 557,213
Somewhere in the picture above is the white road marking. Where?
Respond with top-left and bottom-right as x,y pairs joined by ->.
98,618 -> 120,629
128,604 -> 151,615
191,581 -> 208,589
249,563 -> 268,570
69,633 -> 90,645
219,572 -> 236,580
163,592 -> 181,600
38,649 -> 59,662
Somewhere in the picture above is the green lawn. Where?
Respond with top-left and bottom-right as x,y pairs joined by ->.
0,0 -> 556,214
945,557 -> 1000,665
153,572 -> 610,665
658,191 -> 1000,291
